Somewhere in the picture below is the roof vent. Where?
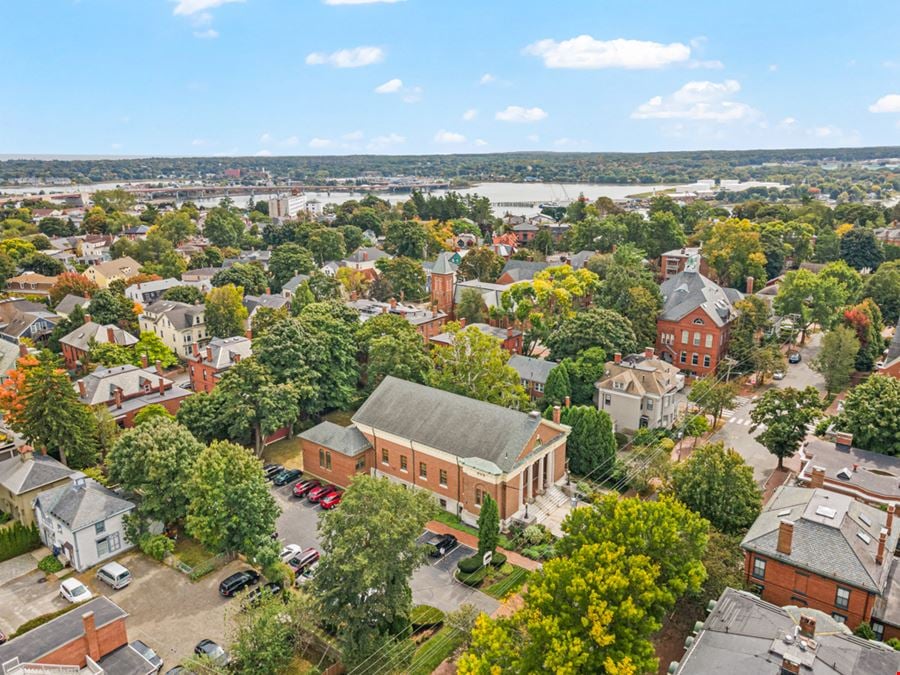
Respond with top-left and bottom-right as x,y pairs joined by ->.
778,508 -> 792,517
836,467 -> 853,480
858,531 -> 872,545
528,410 -> 541,419
815,505 -> 837,519
860,514 -> 872,527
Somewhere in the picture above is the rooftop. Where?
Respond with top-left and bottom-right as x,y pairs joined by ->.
597,352 -> 683,397
345,246 -> 390,264
507,354 -> 558,385
0,451 -> 76,496
198,336 -> 252,369
798,435 -> 900,503
59,321 -> 138,353
659,269 -> 741,327
35,477 -> 134,532
141,300 -> 205,329
430,322 -> 521,347
299,421 -> 372,457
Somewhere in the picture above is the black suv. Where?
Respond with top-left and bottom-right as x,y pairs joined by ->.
218,569 -> 260,597
429,534 -> 459,557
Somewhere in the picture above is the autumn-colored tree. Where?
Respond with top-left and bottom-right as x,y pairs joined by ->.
49,272 -> 98,306
0,352 -> 40,428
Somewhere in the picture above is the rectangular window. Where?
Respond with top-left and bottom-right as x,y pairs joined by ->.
705,334 -> 713,349
381,448 -> 389,465
475,487 -> 483,506
873,622 -> 885,641
703,355 -> 711,368
680,351 -> 687,364
400,455 -> 408,472
439,498 -> 447,509
831,612 -> 847,624
319,449 -> 332,470
419,462 -> 427,480
535,382 -> 544,393
646,399 -> 653,411
693,332 -> 700,346
95,521 -> 105,535
691,353 -> 699,366
355,457 -> 366,471
835,587 -> 850,610
752,557 -> 766,580
681,330 -> 689,344
603,394 -> 611,406
439,469 -> 448,487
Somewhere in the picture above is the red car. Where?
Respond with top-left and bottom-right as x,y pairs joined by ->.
287,548 -> 320,576
319,490 -> 343,509
292,479 -> 320,498
307,484 -> 338,503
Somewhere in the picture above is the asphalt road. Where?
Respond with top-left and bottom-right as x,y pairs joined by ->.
710,332 -> 826,484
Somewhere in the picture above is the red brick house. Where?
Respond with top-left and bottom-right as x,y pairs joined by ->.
299,376 -> 570,527
658,246 -> 708,281
741,486 -> 900,641
59,320 -> 138,371
189,336 -> 252,393
430,321 -> 523,354
348,298 -> 448,343
0,597 -> 156,674
656,266 -> 742,377
75,364 -> 191,427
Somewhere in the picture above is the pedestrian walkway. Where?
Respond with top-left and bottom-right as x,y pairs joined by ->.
425,520 -> 542,572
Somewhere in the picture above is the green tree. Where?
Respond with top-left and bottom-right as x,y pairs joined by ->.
89,342 -> 132,367
840,227 -> 884,271
374,256 -> 427,302
670,442 -> 761,534
92,188 -> 135,213
268,243 -> 314,292
20,252 -> 64,276
367,333 -> 432,390
132,331 -> 178,369
812,325 -> 860,394
772,268 -> 849,341
545,308 -> 637,362
186,440 -> 280,563
106,418 -> 202,528
541,361 -> 571,407
687,376 -> 738,428
131,403 -> 174,426
698,217 -> 767,288
842,298 -> 885,371
205,284 -> 248,338
456,247 -> 504,282
558,405 -> 616,478
567,347 -> 607,405
212,263 -> 268,296
594,244 -> 663,348
750,386 -> 823,469
161,285 -> 205,304
227,592 -> 316,675
313,475 -> 436,669
837,375 -> 900,455
306,227 -> 346,264
203,206 -> 245,248
87,289 -> 137,332
384,219 -> 427,259
455,287 -> 488,324
862,260 -> 900,325
727,295 -> 772,368
155,210 -> 197,245
430,323 -> 530,409
752,344 -> 787,386
476,494 -> 500,557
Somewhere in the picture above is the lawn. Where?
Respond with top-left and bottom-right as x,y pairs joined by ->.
431,510 -> 479,537
323,409 -> 356,426
484,566 -> 529,600
409,626 -> 466,675
263,437 -> 304,470
173,537 -> 215,568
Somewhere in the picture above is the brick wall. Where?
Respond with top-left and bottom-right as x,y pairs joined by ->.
189,361 -> 219,393
656,306 -> 729,377
301,439 -> 371,488
40,617 -> 128,667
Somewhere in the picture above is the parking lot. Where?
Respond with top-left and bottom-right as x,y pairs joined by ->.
0,551 -> 68,636
271,480 -> 499,615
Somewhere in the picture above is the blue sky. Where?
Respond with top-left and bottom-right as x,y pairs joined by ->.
3,0 -> 900,156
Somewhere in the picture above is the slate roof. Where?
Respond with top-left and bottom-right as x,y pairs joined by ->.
345,246 -> 390,264
142,300 -> 205,329
89,256 -> 140,279
0,597 -> 128,667
430,323 -> 521,347
59,321 -> 138,352
741,486 -> 897,593
76,364 -> 176,405
55,293 -> 90,316
282,273 -> 310,294
299,422 -> 372,457
453,279 -> 512,309
244,294 -> 291,313
659,269 -> 741,327
429,251 -> 458,276
507,355 -> 558,385
35,478 -> 134,532
675,587 -> 900,675
124,277 -> 182,300
0,453 -> 76,496
352,376 -> 565,474
798,435 -> 900,502
200,336 -> 252,369
568,250 -> 595,270
499,260 -> 550,282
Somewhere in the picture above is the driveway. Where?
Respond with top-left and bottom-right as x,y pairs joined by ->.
0,552 -> 68,635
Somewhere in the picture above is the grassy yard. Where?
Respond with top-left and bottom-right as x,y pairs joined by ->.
263,437 -> 304,470
483,566 -> 530,600
431,510 -> 479,537
173,537 -> 215,568
409,626 -> 466,675
323,409 -> 356,426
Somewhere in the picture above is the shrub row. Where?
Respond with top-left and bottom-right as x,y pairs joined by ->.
410,604 -> 445,628
0,522 -> 40,563
37,554 -> 63,574
456,567 -> 488,587
457,555 -> 482,574
11,601 -> 88,639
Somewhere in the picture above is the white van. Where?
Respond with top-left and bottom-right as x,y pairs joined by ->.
96,561 -> 132,590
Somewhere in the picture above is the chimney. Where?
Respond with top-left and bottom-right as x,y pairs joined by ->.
798,614 -> 817,639
114,387 -> 123,409
644,347 -> 654,359
18,444 -> 34,463
459,318 -> 466,328
82,611 -> 101,662
564,396 -> 571,408
350,291 -> 358,301
776,519 -> 794,555
381,305 -> 388,314
265,287 -> 271,295
140,352 -> 149,369
18,343 -> 28,358
614,352 -> 622,364
836,431 -> 854,451
781,656 -> 801,675
390,298 -> 397,309
888,504 -> 895,535
745,276 -> 754,295
155,359 -> 163,375
83,313 -> 92,324
810,466 -> 825,489
106,326 -> 115,343
192,342 -> 200,359
77,380 -> 86,399
877,528 -> 888,565
158,377 -> 165,396
232,351 -> 241,363
206,346 -> 213,361
552,405 -> 561,424
362,251 -> 369,261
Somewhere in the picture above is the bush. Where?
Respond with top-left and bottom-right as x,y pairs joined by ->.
0,522 -> 41,563
887,637 -> 900,650
522,524 -> 553,546
489,552 -> 507,567
37,554 -> 63,574
11,602 -> 88,638
457,555 -> 483,574
854,622 -> 877,640
522,543 -> 556,561
814,417 -> 831,437
139,534 -> 175,561
456,567 -> 488,587
614,432 -> 628,449
411,604 -> 445,628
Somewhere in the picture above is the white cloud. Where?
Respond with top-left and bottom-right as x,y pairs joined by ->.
768,64 -> 779,72
479,73 -> 496,85
462,108 -> 478,121
342,130 -> 364,141
434,130 -> 466,144
495,105 -> 548,123
525,35 -> 691,69
193,29 -> 219,39
526,134 -> 540,142
778,117 -> 797,128
255,149 -> 273,156
402,86 -> 423,103
309,138 -> 333,148
283,136 -> 299,147
172,0 -> 243,16
687,59 -> 724,69
306,46 -> 384,68
474,139 -> 488,147
259,132 -> 272,144
869,94 -> 900,113
631,80 -> 759,122
375,78 -> 403,94
324,0 -> 401,4
367,133 -> 405,150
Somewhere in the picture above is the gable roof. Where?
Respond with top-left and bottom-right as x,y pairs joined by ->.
507,354 -> 558,385
200,336 -> 252,369
299,421 -> 372,457
659,269 -> 741,327
499,260 -> 550,282
35,478 -> 134,532
597,353 -> 683,397
142,300 -> 205,329
345,246 -> 390,264
55,293 -> 90,316
59,321 -> 138,352
741,486 -> 897,593
352,376 -> 566,474
282,273 -> 310,294
76,364 -> 175,405
89,256 -> 140,279
244,294 -> 291,314
0,453 -> 76,495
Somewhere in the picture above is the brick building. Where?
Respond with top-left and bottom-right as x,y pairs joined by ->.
75,364 -> 191,427
741,486 -> 900,641
430,321 -> 523,354
299,376 -> 569,527
658,246 -> 708,281
59,320 -> 138,371
656,265 -> 742,377
189,336 -> 252,393
348,298 -> 448,342
508,354 -> 558,400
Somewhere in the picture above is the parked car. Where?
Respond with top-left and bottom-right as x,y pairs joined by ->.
262,464 -> 284,481
59,578 -> 93,604
163,668 -> 192,675
287,548 -> 320,576
194,640 -> 230,666
218,569 -> 260,597
96,561 -> 132,590
772,370 -> 785,380
295,561 -> 318,585
292,478 -> 321,497
242,581 -> 284,610
130,640 -> 163,673
273,468 -> 303,486
428,533 -> 459,557
279,544 -> 302,563
788,351 -> 802,364
308,484 -> 339,503
0,629 -> 7,645
319,489 -> 343,510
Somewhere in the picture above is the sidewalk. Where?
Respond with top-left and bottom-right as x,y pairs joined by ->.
425,520 -> 542,572
761,453 -> 801,502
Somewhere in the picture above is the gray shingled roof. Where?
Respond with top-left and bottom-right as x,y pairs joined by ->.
59,321 -> 138,352
76,364 -> 174,406
244,295 -> 291,313
507,355 -> 558,385
0,597 -> 128,667
430,252 -> 458,276
675,587 -> 900,675
345,246 -> 390,264
352,376 -> 564,473
55,293 -> 90,316
142,300 -> 205,329
885,316 -> 900,364
35,478 -> 134,532
499,260 -> 550,282
0,453 -> 76,495
741,486 -> 897,593
659,269 -> 741,327
799,436 -> 900,501
201,336 -> 252,369
299,422 -> 372,457
282,274 -> 310,294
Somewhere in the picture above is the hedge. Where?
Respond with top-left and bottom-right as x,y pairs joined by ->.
0,522 -> 41,563
37,554 -> 63,574
456,567 -> 488,587
490,552 -> 507,567
457,555 -> 482,574
139,534 -> 174,561
410,605 -> 445,628
11,601 -> 88,639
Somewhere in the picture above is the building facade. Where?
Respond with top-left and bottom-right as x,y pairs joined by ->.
595,349 -> 684,432
139,299 -> 207,359
189,336 -> 252,393
0,448 -> 76,527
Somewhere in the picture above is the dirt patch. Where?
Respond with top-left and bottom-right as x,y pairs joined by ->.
653,598 -> 704,674
263,438 -> 304,470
